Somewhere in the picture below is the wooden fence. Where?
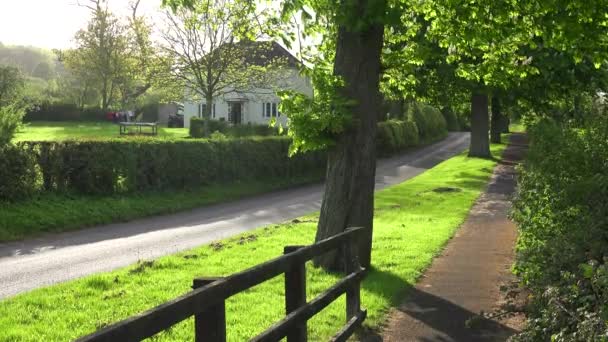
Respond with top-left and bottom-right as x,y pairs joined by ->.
76,227 -> 367,342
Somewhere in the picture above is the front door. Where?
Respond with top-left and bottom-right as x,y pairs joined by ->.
229,102 -> 242,125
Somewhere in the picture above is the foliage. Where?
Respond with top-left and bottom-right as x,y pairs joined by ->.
0,141 -> 507,340
0,137 -> 325,200
511,119 -> 608,341
407,102 -> 448,142
0,104 -> 26,145
376,119 -> 419,156
441,107 -> 460,132
0,43 -> 57,81
278,68 -> 353,155
0,65 -> 24,107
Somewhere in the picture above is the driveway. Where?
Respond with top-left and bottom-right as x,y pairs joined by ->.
0,132 -> 470,299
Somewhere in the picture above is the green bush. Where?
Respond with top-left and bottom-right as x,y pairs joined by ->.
0,137 -> 326,199
407,103 -> 448,142
441,107 -> 460,131
511,119 -> 608,341
376,119 -> 419,156
0,104 -> 25,145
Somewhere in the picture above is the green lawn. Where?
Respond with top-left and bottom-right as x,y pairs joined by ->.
0,141 -> 507,342
14,121 -> 189,141
0,175 -> 323,242
509,120 -> 526,133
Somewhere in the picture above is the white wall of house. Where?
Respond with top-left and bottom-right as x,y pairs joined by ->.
183,68 -> 312,128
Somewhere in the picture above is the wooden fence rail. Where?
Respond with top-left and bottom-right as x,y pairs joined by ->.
76,227 -> 367,342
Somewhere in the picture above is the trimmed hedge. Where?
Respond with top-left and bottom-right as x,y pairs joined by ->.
0,137 -> 325,200
0,145 -> 38,200
376,120 -> 419,156
407,103 -> 448,142
25,103 -> 105,122
190,117 -> 278,138
441,107 -> 460,132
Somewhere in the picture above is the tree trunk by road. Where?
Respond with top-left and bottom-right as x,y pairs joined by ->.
314,1 -> 386,271
490,96 -> 502,144
469,93 -> 491,158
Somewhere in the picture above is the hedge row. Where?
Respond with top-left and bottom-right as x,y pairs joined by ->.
190,118 -> 278,138
407,103 -> 448,142
376,120 -> 419,156
25,103 -> 105,122
377,103 -> 448,156
0,137 -> 325,200
511,119 -> 608,341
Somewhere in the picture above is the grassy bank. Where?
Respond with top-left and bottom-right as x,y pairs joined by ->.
0,141 -> 507,341
0,174 -> 322,242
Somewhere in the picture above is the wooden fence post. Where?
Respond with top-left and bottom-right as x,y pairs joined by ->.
343,229 -> 361,320
192,277 -> 226,342
284,246 -> 307,342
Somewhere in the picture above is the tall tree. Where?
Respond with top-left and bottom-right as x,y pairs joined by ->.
69,0 -> 130,111
413,0 -> 538,157
0,66 -> 24,107
275,0 -> 388,270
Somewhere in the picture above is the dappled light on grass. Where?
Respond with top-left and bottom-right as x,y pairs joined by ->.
0,142 -> 507,341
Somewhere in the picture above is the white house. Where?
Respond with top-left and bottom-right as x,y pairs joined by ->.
182,42 -> 313,128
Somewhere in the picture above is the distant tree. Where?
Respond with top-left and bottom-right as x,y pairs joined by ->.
0,65 -> 24,107
0,65 -> 25,145
66,0 -> 130,111
32,61 -> 54,80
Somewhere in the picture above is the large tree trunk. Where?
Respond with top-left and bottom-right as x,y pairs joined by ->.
314,1 -> 386,271
490,95 -> 502,144
469,93 -> 491,158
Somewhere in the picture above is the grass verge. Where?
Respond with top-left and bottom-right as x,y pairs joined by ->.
0,174 -> 322,242
0,142 -> 507,341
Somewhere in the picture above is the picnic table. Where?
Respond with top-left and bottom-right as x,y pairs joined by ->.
119,122 -> 158,136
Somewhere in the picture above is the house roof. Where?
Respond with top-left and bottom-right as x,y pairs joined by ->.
235,40 -> 301,68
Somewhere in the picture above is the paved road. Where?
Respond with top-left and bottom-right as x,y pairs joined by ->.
0,132 -> 469,299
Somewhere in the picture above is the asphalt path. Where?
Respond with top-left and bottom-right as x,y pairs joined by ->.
0,132 -> 470,299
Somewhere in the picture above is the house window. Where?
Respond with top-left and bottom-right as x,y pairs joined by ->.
200,103 -> 216,118
263,102 -> 280,118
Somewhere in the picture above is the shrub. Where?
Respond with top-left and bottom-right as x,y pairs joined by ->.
511,119 -> 608,341
441,107 -> 460,131
190,118 -> 277,138
190,118 -> 235,138
0,137 -> 326,199
407,103 -> 448,142
0,103 -> 25,145
140,103 -> 159,122
376,119 -> 419,156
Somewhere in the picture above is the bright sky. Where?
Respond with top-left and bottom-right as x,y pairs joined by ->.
0,0 -> 163,49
